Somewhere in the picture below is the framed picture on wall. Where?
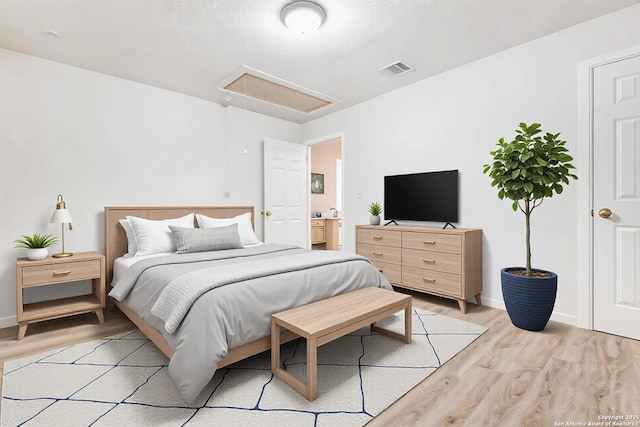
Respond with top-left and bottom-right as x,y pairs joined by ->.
311,173 -> 324,194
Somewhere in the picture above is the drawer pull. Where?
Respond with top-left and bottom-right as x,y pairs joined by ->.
378,269 -> 383,273
52,270 -> 72,276
372,251 -> 383,256
423,259 -> 436,264
422,278 -> 436,283
372,236 -> 383,240
423,240 -> 436,245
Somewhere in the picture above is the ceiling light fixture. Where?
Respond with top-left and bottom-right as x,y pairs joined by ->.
281,1 -> 326,35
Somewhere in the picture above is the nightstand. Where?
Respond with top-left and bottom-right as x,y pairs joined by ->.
15,251 -> 106,340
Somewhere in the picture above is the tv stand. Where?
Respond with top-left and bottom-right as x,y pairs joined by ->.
384,219 -> 398,226
443,222 -> 456,230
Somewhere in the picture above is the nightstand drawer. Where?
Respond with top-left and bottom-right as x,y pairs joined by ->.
21,259 -> 102,287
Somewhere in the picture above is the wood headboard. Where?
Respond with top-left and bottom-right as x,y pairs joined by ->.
104,206 -> 255,286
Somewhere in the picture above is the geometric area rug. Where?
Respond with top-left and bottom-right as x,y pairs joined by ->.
2,309 -> 486,427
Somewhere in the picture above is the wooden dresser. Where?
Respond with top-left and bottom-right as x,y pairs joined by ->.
356,224 -> 482,313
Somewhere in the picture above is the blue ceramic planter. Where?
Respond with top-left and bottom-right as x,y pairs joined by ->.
501,267 -> 557,331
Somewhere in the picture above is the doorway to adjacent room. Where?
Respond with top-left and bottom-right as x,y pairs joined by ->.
309,137 -> 343,250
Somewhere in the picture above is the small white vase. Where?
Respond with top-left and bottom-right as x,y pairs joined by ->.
369,215 -> 381,226
27,248 -> 48,261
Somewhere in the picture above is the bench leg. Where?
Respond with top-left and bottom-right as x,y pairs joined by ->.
270,318 -> 280,374
370,300 -> 412,344
306,337 -> 318,401
404,303 -> 412,343
271,320 -> 318,401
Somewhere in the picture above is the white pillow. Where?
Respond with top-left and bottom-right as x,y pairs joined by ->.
118,219 -> 137,255
126,213 -> 195,256
196,212 -> 261,246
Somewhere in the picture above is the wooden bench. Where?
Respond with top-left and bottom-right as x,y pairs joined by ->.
270,287 -> 412,401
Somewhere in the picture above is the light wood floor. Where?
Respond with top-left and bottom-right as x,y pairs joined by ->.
1,293 -> 639,426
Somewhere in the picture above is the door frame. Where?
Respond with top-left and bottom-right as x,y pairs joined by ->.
576,44 -> 640,329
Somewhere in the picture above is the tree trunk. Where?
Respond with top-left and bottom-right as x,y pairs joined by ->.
525,199 -> 532,276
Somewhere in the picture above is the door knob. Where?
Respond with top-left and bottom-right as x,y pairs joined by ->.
265,210 -> 272,217
598,208 -> 612,218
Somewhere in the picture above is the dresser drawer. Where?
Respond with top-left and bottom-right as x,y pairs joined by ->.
402,266 -> 462,297
357,243 -> 401,265
21,259 -> 102,287
402,248 -> 461,275
357,228 -> 401,247
370,260 -> 402,284
402,231 -> 462,254
311,219 -> 325,227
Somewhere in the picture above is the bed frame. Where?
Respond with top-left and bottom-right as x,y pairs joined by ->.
104,205 -> 297,366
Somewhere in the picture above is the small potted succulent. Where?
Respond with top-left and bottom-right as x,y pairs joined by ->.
368,202 -> 383,225
14,233 -> 58,260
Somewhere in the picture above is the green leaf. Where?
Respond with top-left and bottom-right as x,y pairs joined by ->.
368,202 -> 382,216
14,233 -> 58,249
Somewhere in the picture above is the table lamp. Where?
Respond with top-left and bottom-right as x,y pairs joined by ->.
49,194 -> 73,258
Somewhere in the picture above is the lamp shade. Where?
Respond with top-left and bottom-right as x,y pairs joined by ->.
49,194 -> 74,257
50,208 -> 73,224
50,195 -> 73,223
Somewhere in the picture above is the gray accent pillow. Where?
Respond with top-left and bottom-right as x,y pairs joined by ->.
169,224 -> 243,254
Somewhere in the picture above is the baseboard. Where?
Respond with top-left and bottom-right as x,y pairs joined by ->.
0,315 -> 16,330
549,311 -> 577,326
479,296 -> 577,326
480,296 -> 506,311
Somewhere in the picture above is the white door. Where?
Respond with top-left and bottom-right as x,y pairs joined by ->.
263,137 -> 308,247
593,54 -> 640,340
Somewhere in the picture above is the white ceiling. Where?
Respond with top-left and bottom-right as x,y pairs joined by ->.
1,0 -> 639,124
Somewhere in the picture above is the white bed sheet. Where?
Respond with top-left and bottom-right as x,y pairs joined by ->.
112,243 -> 264,284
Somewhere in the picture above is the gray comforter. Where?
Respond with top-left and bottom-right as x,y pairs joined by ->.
109,244 -> 392,402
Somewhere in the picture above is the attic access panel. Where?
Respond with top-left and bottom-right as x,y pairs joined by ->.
223,72 -> 332,113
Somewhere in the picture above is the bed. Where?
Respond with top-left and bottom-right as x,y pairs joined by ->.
104,206 -> 392,402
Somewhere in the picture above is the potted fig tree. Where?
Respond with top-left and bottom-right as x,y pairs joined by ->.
483,122 -> 578,331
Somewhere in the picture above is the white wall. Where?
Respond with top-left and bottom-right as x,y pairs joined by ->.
0,49 -> 300,327
302,4 -> 640,325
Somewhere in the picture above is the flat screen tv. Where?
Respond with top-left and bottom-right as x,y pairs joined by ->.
384,169 -> 459,226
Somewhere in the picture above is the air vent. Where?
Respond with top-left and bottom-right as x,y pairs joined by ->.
378,60 -> 415,77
